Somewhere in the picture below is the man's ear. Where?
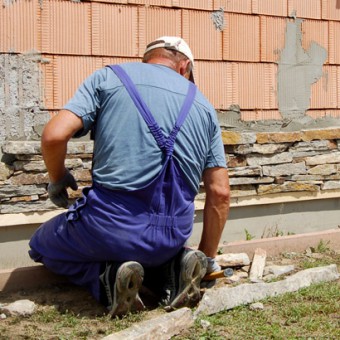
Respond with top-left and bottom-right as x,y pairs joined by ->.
179,59 -> 191,78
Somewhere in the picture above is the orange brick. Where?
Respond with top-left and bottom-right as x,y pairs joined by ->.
92,3 -> 138,57
329,21 -> 340,64
241,111 -> 282,121
305,110 -> 340,119
194,61 -> 231,110
41,0 -> 91,55
301,20 -> 328,64
91,0 -> 127,3
172,0 -> 213,10
231,63 -> 277,110
288,0 -> 321,19
102,57 -> 142,66
223,13 -> 260,62
0,0 -> 41,53
252,0 -> 287,17
322,0 -> 340,20
138,7 -> 181,57
338,67 -> 340,106
213,0 -> 251,13
40,55 -> 54,110
198,61 -> 279,110
52,56 -> 103,109
91,0 -> 127,4
310,66 -> 337,109
182,10 -> 223,60
260,16 -> 287,62
128,0 -> 172,6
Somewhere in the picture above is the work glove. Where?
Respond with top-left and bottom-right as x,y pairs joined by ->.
48,169 -> 78,208
206,256 -> 221,274
201,257 -> 221,289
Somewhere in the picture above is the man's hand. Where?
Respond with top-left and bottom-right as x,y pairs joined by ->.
48,169 -> 78,208
206,257 -> 221,274
201,257 -> 221,289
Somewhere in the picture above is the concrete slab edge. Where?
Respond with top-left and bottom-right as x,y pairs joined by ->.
194,264 -> 339,317
102,307 -> 194,340
102,264 -> 339,339
1,228 -> 339,292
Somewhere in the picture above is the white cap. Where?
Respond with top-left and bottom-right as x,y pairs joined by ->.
144,36 -> 195,82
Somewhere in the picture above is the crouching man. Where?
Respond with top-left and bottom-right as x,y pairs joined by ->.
29,36 -> 230,316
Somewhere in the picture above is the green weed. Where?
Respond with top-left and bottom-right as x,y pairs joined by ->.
313,239 -> 331,254
244,229 -> 255,241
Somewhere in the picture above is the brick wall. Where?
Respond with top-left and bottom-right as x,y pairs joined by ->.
1,0 -> 340,214
1,0 -> 340,117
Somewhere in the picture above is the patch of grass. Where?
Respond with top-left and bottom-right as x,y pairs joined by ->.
261,225 -> 295,238
28,305 -> 148,339
312,239 -> 331,253
244,229 -> 255,241
176,281 -> 340,339
174,263 -> 340,339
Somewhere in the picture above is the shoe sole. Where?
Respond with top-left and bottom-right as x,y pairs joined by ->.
110,261 -> 145,317
167,250 -> 207,311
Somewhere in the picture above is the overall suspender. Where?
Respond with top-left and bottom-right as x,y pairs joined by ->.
107,65 -> 197,157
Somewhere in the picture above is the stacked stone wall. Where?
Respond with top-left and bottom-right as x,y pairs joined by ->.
2,128 -> 340,214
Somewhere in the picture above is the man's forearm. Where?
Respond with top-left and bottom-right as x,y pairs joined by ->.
198,198 -> 230,258
42,140 -> 68,183
198,167 -> 230,258
41,110 -> 84,183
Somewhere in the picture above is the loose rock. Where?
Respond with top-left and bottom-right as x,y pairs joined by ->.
1,299 -> 36,317
263,264 -> 295,278
249,302 -> 264,310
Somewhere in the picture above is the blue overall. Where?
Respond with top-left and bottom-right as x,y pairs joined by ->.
29,65 -> 197,302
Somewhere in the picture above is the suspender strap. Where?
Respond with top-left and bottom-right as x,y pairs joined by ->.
108,64 -> 197,155
108,65 -> 166,150
164,81 -> 196,155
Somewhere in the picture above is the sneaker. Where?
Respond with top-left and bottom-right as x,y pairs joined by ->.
99,261 -> 145,317
160,248 -> 208,311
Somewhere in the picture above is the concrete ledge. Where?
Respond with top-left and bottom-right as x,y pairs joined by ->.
1,228 -> 339,292
0,265 -> 66,292
1,191 -> 340,227
221,228 -> 340,258
194,190 -> 340,211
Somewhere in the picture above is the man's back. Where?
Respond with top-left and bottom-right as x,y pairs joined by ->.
65,62 -> 225,193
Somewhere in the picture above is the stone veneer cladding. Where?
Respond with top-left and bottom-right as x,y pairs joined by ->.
1,128 -> 340,214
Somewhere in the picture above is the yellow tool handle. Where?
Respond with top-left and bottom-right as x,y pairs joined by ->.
203,268 -> 233,281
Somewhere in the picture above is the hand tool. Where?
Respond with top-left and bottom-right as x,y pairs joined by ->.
202,268 -> 234,281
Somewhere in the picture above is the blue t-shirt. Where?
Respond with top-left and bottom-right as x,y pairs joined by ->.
64,62 -> 226,193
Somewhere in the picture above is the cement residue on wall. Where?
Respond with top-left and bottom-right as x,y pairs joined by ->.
216,17 -> 340,134
278,18 -> 327,120
217,108 -> 340,133
0,53 -> 50,153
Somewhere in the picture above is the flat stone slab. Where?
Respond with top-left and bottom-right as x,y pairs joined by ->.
1,299 -> 36,317
249,248 -> 267,282
195,264 -> 339,316
102,307 -> 194,340
263,264 -> 295,279
215,253 -> 250,267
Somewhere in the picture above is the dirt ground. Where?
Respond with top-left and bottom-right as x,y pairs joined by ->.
0,249 -> 339,340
